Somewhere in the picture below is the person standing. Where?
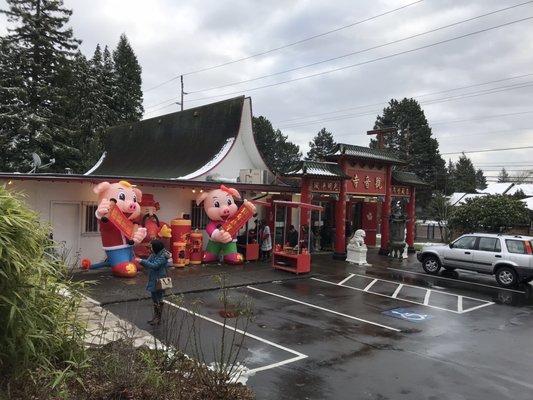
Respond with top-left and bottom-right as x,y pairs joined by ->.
287,225 -> 298,247
260,220 -> 272,261
135,239 -> 169,326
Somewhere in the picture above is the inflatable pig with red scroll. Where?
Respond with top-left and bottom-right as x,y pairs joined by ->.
196,185 -> 256,264
83,180 -> 147,277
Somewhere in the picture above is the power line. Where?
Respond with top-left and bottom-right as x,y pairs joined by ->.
441,145 -> 533,155
142,0 -> 424,93
279,83 -> 533,130
275,73 -> 533,124
179,15 -> 533,106
144,13 -> 533,118
187,1 -> 533,96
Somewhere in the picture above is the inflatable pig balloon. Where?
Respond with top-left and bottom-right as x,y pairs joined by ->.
84,180 -> 147,277
196,185 -> 255,264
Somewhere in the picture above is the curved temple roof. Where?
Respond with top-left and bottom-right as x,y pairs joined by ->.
86,96 -> 245,179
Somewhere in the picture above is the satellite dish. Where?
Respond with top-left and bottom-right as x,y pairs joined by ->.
32,153 -> 42,168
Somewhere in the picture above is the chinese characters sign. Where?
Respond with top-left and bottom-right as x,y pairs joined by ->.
346,167 -> 386,195
391,185 -> 411,197
310,179 -> 340,193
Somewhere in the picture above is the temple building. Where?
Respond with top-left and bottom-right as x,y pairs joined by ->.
0,96 -> 426,266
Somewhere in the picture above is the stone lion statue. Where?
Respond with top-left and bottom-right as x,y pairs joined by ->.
348,229 -> 366,249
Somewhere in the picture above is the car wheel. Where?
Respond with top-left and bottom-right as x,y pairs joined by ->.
422,255 -> 441,274
495,267 -> 519,288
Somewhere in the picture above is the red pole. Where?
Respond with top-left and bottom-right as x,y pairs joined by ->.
379,165 -> 392,255
333,174 -> 347,260
300,178 -> 311,228
406,187 -> 416,252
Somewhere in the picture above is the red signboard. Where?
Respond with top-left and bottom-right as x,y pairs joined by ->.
310,179 -> 340,193
391,185 -> 411,197
345,167 -> 386,196
108,203 -> 136,240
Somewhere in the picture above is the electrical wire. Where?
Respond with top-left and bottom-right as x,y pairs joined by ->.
142,0 -> 425,92
441,145 -> 533,155
186,1 -> 533,96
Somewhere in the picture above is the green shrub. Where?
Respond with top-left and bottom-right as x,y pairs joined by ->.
0,186 -> 86,389
448,194 -> 529,234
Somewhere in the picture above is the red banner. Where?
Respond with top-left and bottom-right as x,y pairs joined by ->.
345,167 -> 386,196
221,201 -> 255,237
108,204 -> 135,239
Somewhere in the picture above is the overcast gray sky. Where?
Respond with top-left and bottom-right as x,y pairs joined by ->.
1,0 -> 532,180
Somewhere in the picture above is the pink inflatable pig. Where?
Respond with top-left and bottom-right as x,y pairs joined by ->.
196,185 -> 256,264
87,180 -> 147,277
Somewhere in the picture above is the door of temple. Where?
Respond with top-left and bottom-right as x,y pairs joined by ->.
361,202 -> 378,246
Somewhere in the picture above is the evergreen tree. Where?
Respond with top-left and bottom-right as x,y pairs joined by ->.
113,34 -> 143,122
0,0 -> 80,172
0,37 -> 26,170
475,169 -> 487,190
253,116 -> 302,174
306,128 -> 336,161
453,154 -> 477,193
498,167 -> 510,182
101,45 -> 119,127
445,159 -> 456,195
370,98 -> 446,207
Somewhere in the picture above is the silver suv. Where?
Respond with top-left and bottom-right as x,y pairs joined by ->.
417,233 -> 533,288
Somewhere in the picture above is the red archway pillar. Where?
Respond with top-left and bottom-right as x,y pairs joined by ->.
300,178 -> 311,228
333,178 -> 347,260
379,166 -> 392,255
406,187 -> 416,252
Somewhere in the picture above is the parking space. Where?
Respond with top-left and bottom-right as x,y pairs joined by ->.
313,272 -> 495,314
104,257 -> 533,400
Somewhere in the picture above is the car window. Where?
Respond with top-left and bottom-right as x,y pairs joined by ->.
453,236 -> 477,250
495,240 -> 501,252
505,240 -> 526,254
478,237 -> 500,252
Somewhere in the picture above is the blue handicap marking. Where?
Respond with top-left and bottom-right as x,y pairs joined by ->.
382,307 -> 433,323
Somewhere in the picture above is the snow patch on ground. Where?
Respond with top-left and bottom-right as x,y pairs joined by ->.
176,137 -> 235,180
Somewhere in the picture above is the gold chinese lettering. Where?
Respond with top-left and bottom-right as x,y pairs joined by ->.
352,174 -> 359,188
364,176 -> 371,189
375,177 -> 383,190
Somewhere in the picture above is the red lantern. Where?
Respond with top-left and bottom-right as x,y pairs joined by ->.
189,230 -> 203,265
171,218 -> 191,266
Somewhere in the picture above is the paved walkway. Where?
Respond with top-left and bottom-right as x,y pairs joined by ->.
78,296 -> 161,349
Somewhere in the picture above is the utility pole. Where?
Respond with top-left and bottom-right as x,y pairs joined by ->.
366,126 -> 398,149
176,75 -> 188,111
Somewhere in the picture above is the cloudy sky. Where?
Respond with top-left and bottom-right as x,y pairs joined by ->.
1,0 -> 532,181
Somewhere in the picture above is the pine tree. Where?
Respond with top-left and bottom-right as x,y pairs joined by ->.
498,167 -> 510,182
0,0 -> 80,172
445,159 -> 456,195
113,34 -> 143,122
370,98 -> 446,207
101,45 -> 118,127
253,116 -> 302,174
0,37 -> 26,170
306,128 -> 336,161
475,169 -> 487,190
453,154 -> 477,193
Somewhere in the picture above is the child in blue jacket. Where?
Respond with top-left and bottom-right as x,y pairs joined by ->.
136,239 -> 169,325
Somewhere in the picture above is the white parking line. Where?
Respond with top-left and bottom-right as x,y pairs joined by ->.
363,279 -> 378,292
338,273 -> 355,286
387,267 -> 526,293
312,275 -> 494,314
458,296 -> 463,313
163,300 -> 308,374
246,286 -> 401,332
392,284 -> 404,299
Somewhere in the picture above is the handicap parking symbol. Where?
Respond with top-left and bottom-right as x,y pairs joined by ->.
382,307 -> 433,323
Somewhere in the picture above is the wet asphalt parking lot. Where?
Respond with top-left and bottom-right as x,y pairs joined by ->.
104,257 -> 533,400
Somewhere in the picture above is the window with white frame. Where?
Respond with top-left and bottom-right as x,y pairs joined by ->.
83,202 -> 99,233
191,200 -> 209,230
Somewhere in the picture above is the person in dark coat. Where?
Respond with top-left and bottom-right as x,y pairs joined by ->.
287,225 -> 298,247
136,239 -> 169,325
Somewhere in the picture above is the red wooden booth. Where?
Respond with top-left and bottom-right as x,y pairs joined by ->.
272,200 -> 323,274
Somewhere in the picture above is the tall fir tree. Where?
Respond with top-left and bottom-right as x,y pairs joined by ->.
101,45 -> 119,127
445,159 -> 456,195
475,169 -> 487,190
498,167 -> 510,182
370,98 -> 446,207
113,34 -> 143,122
253,116 -> 302,174
453,153 -> 477,193
0,0 -> 80,172
306,128 -> 336,161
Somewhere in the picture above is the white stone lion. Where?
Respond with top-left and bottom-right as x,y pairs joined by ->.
348,229 -> 366,250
